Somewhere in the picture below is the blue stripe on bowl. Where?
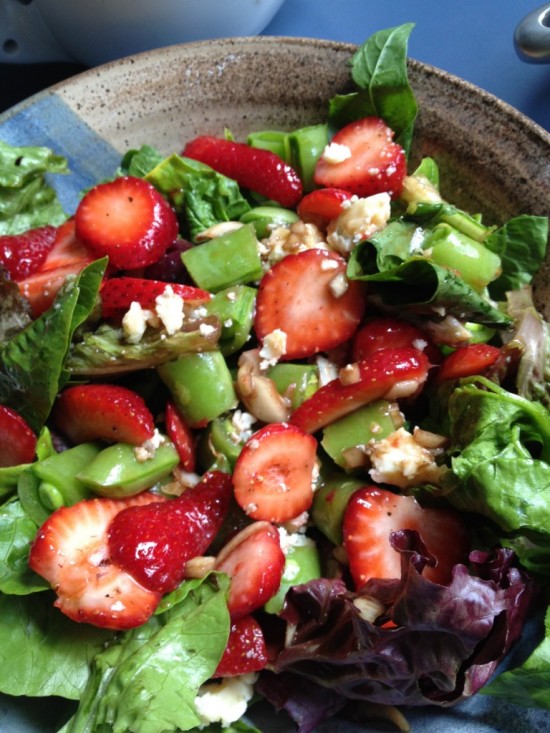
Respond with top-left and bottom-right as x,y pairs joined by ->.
0,93 -> 122,214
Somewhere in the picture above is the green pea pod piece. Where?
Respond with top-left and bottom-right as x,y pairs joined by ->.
240,206 -> 299,239
181,224 -> 263,292
205,285 -> 256,356
424,223 -> 502,292
267,363 -> 319,410
286,123 -> 329,192
31,442 -> 100,508
158,352 -> 237,427
312,475 -> 366,546
77,439 -> 179,498
18,470 -> 50,526
246,130 -> 289,161
321,400 -> 399,471
264,537 -> 322,615
198,416 -> 245,473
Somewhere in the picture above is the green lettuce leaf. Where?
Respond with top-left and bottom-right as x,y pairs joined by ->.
0,140 -> 68,234
66,574 -> 230,733
328,23 -> 417,154
0,592 -> 112,699
0,258 -> 106,433
0,498 -> 44,594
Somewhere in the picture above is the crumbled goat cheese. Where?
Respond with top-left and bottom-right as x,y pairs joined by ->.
134,429 -> 165,463
327,192 -> 391,255
194,674 -> 258,727
315,355 -> 339,386
155,285 -> 185,335
122,301 -> 154,344
321,142 -> 352,164
366,427 -> 446,489
259,220 -> 327,267
328,271 -> 349,298
229,409 -> 257,443
259,329 -> 287,369
278,525 -> 314,554
199,322 -> 217,337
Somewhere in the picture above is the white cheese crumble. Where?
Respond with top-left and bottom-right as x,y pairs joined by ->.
134,429 -> 166,463
259,329 -> 287,369
229,409 -> 257,444
194,673 -> 258,728
259,220 -> 327,267
365,427 -> 446,489
321,142 -> 352,164
328,271 -> 349,298
122,301 -> 155,344
155,285 -> 185,335
327,192 -> 391,255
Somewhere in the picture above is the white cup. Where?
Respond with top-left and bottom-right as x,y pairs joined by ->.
0,0 -> 287,66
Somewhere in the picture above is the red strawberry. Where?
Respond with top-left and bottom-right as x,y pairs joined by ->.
100,276 -> 210,319
352,316 -> 442,365
0,225 -> 57,280
343,485 -> 470,587
313,117 -> 406,198
51,384 -> 156,445
182,135 -> 303,208
214,521 -> 285,619
437,343 -> 502,382
296,187 -> 353,228
254,248 -> 366,360
232,422 -> 318,524
0,405 -> 36,467
165,400 -> 196,472
289,347 -> 429,434
17,219 -> 96,317
28,492 -> 165,629
74,176 -> 179,270
108,471 -> 233,593
213,615 -> 268,677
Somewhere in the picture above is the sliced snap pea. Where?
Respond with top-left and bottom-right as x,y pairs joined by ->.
205,285 -> 257,356
240,206 -> 299,239
267,363 -> 319,410
32,442 -> 100,507
246,130 -> 289,161
312,474 -> 365,546
286,123 -> 329,193
264,539 -> 322,615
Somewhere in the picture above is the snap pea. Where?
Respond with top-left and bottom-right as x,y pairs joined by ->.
267,363 -> 319,410
240,206 -> 299,239
264,538 -> 322,614
32,442 -> 100,507
312,475 -> 365,546
204,285 -> 257,356
158,351 -> 237,427
77,439 -> 179,497
286,123 -> 329,192
246,130 -> 289,160
181,223 -> 263,292
198,416 -> 246,473
321,400 -> 398,471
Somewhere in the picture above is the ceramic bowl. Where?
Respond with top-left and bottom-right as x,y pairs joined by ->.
1,36 -> 550,733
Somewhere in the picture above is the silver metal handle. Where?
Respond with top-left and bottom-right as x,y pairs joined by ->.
515,3 -> 550,63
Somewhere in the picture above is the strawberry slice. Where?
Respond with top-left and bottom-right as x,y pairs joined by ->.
75,176 -> 179,270
51,384 -> 156,446
165,400 -> 196,472
100,276 -> 210,319
29,492 -> 165,629
254,248 -> 366,360
352,316 -> 442,365
313,117 -> 406,198
108,471 -> 233,593
214,521 -> 285,619
182,135 -> 303,208
232,423 -> 318,524
343,485 -> 470,587
0,405 -> 37,467
17,219 -> 96,317
0,225 -> 57,280
289,347 -> 430,434
296,187 -> 353,228
213,615 -> 268,677
437,343 -> 502,382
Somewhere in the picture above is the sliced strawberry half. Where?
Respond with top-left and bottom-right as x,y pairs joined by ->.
437,343 -> 502,382
0,405 -> 37,467
51,384 -> 156,445
296,187 -> 353,228
29,492 -> 165,629
254,248 -> 366,360
343,485 -> 470,588
232,422 -> 318,524
165,400 -> 196,472
108,471 -> 233,593
75,176 -> 179,270
214,521 -> 285,619
0,224 -> 57,280
213,615 -> 268,678
289,347 -> 429,434
314,117 -> 406,199
352,316 -> 442,365
182,135 -> 303,208
100,276 -> 210,319
17,219 -> 96,318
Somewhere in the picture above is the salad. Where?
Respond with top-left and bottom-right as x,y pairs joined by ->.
1,22 -> 550,733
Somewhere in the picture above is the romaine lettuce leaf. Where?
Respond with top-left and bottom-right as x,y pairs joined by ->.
0,140 -> 68,235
